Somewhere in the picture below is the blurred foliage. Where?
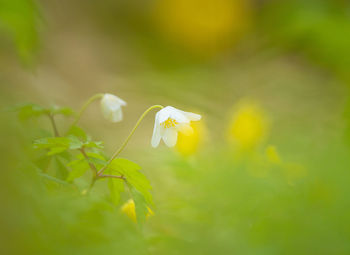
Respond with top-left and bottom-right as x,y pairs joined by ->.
2,0 -> 350,254
261,0 -> 350,83
0,0 -> 41,64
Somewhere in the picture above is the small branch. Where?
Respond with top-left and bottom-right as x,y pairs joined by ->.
80,147 -> 97,176
98,174 -> 126,180
97,104 -> 164,176
47,114 -> 60,137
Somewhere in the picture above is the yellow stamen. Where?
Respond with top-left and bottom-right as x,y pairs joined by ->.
161,118 -> 178,128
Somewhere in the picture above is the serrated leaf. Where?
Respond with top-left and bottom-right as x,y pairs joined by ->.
108,178 -> 124,206
33,137 -> 71,155
88,157 -> 106,168
108,158 -> 153,206
84,141 -> 104,149
67,135 -> 84,150
33,135 -> 86,155
75,152 -> 106,168
66,159 -> 89,182
33,137 -> 70,149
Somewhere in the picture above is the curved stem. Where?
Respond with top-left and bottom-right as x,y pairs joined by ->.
70,93 -> 104,128
97,104 -> 164,175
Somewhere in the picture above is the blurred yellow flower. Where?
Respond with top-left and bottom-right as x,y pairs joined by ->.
152,0 -> 252,56
266,145 -> 281,164
228,101 -> 269,150
176,121 -> 206,157
121,199 -> 154,223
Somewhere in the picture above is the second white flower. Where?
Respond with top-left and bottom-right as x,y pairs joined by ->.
151,106 -> 201,148
101,93 -> 127,122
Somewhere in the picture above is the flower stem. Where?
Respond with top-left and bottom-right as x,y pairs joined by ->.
97,104 -> 164,175
70,93 -> 104,128
47,113 -> 60,137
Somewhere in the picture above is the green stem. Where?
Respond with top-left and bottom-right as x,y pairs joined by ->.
80,147 -> 97,176
97,104 -> 164,175
47,113 -> 60,137
70,93 -> 104,128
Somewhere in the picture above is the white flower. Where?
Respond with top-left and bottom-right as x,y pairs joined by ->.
151,106 -> 201,148
100,93 -> 127,122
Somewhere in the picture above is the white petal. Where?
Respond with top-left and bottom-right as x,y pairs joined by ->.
117,97 -> 127,106
101,101 -> 111,119
151,112 -> 162,148
180,110 -> 201,121
158,106 -> 189,123
158,107 -> 172,123
162,128 -> 178,147
170,110 -> 189,124
110,108 -> 123,122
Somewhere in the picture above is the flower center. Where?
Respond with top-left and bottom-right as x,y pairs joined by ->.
161,118 -> 178,128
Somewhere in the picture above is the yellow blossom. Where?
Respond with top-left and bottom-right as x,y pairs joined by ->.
228,101 -> 269,150
176,120 -> 206,156
152,0 -> 252,56
121,199 -> 154,223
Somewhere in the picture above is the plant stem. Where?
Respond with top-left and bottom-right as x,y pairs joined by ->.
80,147 -> 97,176
47,114 -> 60,137
98,174 -> 125,180
97,104 -> 164,175
70,93 -> 104,128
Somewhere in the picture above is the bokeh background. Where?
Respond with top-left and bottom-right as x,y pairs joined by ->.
1,0 -> 350,254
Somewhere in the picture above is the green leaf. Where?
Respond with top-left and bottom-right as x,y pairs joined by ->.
38,172 -> 70,186
33,137 -> 71,155
66,152 -> 106,182
54,157 -> 69,180
108,178 -> 124,206
49,106 -> 75,116
84,140 -> 104,149
66,126 -> 87,140
75,152 -> 106,168
108,158 -> 153,206
33,135 -> 88,155
66,159 -> 89,182
47,147 -> 67,156
130,187 -> 148,226
67,135 -> 84,150
14,103 -> 48,121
